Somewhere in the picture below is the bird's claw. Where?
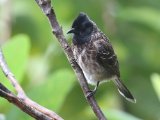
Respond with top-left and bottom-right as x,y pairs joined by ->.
86,89 -> 96,98
86,82 -> 99,98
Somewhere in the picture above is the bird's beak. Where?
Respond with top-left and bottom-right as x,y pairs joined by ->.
67,28 -> 75,34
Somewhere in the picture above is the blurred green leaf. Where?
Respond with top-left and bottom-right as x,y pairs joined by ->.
28,69 -> 75,112
0,34 -> 30,87
117,7 -> 160,32
0,34 -> 30,110
85,106 -> 141,120
105,109 -> 142,120
151,73 -> 160,101
7,69 -> 75,120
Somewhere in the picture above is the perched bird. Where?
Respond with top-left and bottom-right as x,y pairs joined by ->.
68,12 -> 136,103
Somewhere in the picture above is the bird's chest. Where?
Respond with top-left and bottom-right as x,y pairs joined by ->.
73,44 -> 106,85
73,44 -> 96,71
78,49 -> 95,72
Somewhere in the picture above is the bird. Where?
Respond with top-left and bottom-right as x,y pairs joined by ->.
67,12 -> 136,103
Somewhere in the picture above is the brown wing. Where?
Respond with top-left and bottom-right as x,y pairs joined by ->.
95,36 -> 120,77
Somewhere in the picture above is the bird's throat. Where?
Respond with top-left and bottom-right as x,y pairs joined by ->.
73,35 -> 91,45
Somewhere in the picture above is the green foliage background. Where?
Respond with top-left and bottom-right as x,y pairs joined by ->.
0,0 -> 160,120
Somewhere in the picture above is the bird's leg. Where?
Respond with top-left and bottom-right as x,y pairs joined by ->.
87,81 -> 100,98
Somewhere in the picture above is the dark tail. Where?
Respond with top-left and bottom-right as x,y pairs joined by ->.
113,78 -> 136,103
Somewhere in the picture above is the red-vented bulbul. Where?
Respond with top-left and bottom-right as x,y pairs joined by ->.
68,12 -> 136,103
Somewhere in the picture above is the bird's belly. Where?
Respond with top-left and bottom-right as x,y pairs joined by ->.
78,54 -> 107,85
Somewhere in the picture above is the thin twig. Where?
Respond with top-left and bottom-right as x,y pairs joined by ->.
35,0 -> 107,119
0,48 -> 63,120
0,49 -> 26,98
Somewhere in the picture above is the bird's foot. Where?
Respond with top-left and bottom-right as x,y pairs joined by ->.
86,82 -> 100,98
86,89 -> 97,98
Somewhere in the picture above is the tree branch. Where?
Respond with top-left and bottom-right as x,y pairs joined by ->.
34,0 -> 107,119
0,48 -> 63,120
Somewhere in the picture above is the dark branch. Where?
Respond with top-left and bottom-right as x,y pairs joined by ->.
0,48 -> 63,120
35,0 -> 107,119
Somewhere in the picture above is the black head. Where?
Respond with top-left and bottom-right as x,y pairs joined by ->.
68,12 -> 93,44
